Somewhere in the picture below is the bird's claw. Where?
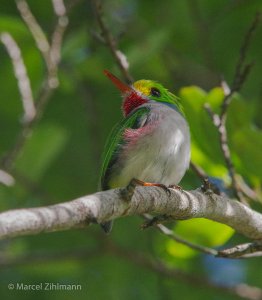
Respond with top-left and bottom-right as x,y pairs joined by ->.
141,214 -> 173,229
132,178 -> 172,196
121,178 -> 176,202
120,178 -> 140,202
168,184 -> 182,191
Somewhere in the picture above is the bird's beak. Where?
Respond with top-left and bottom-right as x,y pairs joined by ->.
104,70 -> 133,94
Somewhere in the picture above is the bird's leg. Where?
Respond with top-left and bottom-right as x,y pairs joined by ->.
121,178 -> 174,227
134,178 -> 174,229
120,178 -> 139,202
120,178 -> 171,201
132,178 -> 171,195
139,182 -> 183,229
141,214 -> 174,229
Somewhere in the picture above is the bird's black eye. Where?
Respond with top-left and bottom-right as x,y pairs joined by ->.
150,87 -> 161,97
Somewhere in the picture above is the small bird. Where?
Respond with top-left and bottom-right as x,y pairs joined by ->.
100,70 -> 190,233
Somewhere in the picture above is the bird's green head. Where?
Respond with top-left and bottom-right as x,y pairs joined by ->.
104,70 -> 184,117
133,79 -> 183,110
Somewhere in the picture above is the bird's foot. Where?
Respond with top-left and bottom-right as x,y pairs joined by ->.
132,178 -> 171,196
201,178 -> 220,195
168,184 -> 182,190
120,178 -> 173,202
141,214 -> 173,229
120,178 -> 139,202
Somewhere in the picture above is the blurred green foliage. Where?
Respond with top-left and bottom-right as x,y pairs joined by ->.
0,0 -> 262,299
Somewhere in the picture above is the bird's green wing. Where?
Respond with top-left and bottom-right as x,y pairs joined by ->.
100,106 -> 150,190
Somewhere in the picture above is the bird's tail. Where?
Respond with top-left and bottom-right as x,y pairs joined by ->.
100,221 -> 113,234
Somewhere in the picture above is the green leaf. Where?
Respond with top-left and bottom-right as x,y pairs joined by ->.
231,126 -> 262,179
166,218 -> 234,259
191,143 -> 227,178
205,87 -> 224,112
0,15 -> 28,38
227,93 -> 254,130
180,86 -> 226,177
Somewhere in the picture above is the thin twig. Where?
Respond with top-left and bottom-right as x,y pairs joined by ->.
49,0 -> 69,87
52,0 -> 66,16
92,0 -> 133,83
204,13 -> 261,203
0,32 -> 36,123
157,223 -> 218,255
152,218 -> 218,256
1,0 -> 69,171
236,174 -> 258,201
221,12 -> 261,118
15,0 -> 50,61
219,12 -> 261,167
16,0 -> 68,88
190,161 -> 221,194
218,241 -> 262,259
0,169 -> 15,187
231,12 -> 261,95
203,103 -> 220,127
144,214 -> 262,259
190,161 -> 207,181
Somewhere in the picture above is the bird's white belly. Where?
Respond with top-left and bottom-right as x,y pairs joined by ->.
109,113 -> 190,187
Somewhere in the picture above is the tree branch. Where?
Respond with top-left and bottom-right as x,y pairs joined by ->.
190,161 -> 221,195
218,241 -> 262,259
1,186 -> 262,243
0,169 -> 15,186
16,0 -> 50,61
1,0 -> 69,171
142,214 -> 218,256
204,12 -> 261,203
92,0 -> 133,83
0,32 -> 36,123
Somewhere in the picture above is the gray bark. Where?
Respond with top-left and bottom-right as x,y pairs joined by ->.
0,186 -> 262,240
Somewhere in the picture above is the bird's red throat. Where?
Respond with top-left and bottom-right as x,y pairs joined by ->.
122,92 -> 148,116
